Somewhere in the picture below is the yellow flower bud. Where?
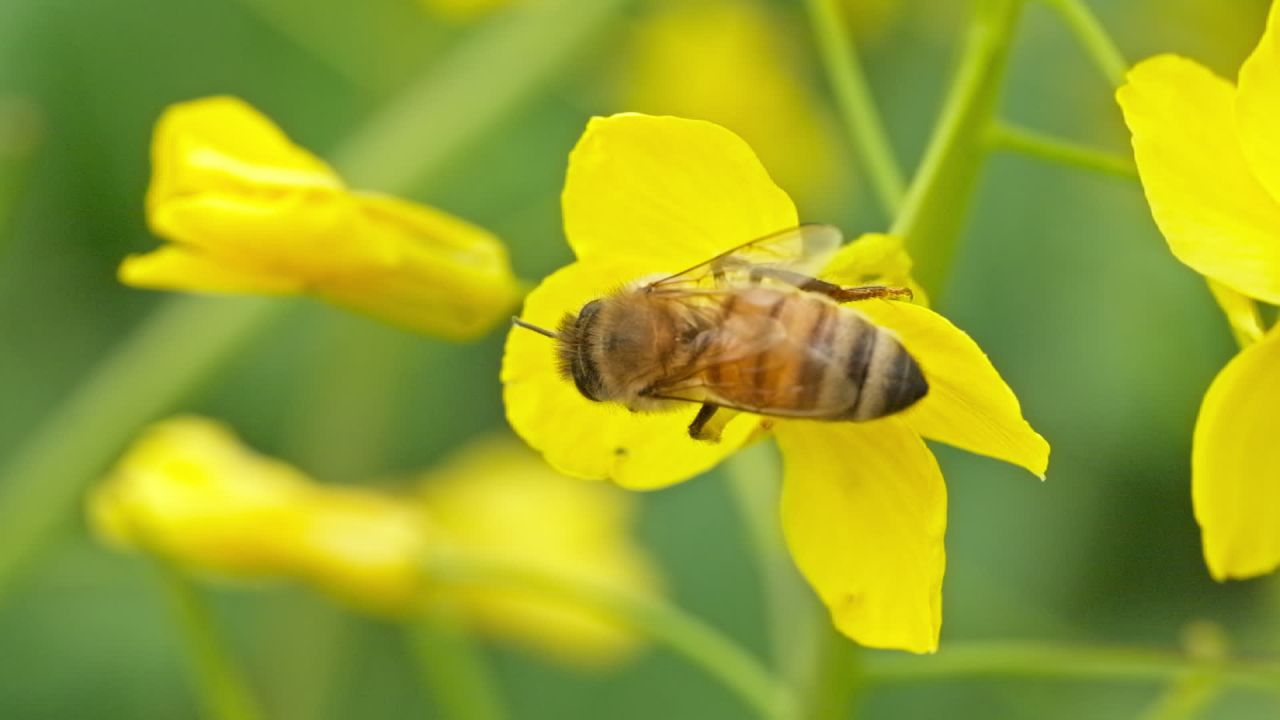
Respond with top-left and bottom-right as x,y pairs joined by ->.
122,96 -> 520,339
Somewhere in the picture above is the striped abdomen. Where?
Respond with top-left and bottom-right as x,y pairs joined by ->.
697,288 -> 928,421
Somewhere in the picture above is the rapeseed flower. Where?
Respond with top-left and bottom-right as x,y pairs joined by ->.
89,417 -> 657,664
122,96 -> 519,339
1118,3 -> 1280,581
501,113 -> 1048,653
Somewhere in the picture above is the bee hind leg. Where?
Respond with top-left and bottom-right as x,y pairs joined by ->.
688,403 -> 737,443
751,268 -> 913,303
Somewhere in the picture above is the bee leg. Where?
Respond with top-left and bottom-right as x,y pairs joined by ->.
689,403 -> 729,443
827,285 -> 914,303
750,268 -> 913,303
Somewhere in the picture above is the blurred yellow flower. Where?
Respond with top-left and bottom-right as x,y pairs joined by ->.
420,438 -> 660,663
1118,3 -> 1280,581
501,113 -> 1048,653
90,417 -> 658,664
122,96 -> 520,339
622,0 -> 844,214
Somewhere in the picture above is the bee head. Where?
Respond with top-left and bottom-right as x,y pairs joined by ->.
555,299 -> 607,402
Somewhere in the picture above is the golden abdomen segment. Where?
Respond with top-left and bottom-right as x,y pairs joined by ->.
699,290 -> 928,421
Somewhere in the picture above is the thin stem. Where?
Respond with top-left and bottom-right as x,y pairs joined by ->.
804,0 -> 906,218
724,443 -> 816,685
802,627 -> 864,720
988,121 -> 1137,178
863,641 -> 1280,695
1041,0 -> 1128,86
408,604 -> 506,720
0,0 -> 629,607
156,561 -> 264,720
424,554 -> 796,720
890,0 -> 1026,297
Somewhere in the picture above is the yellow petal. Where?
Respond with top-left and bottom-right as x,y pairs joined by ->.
318,194 -> 522,339
1207,279 -> 1265,346
775,419 -> 945,653
1235,1 -> 1280,210
290,487 -> 431,616
621,1 -> 843,212
148,188 -> 399,278
1118,55 -> 1280,304
1193,324 -> 1280,580
502,260 -> 760,489
147,96 -> 342,218
562,114 -> 797,273
119,246 -> 304,295
87,416 -> 310,577
853,300 -> 1048,477
420,438 -> 660,665
819,233 -> 929,307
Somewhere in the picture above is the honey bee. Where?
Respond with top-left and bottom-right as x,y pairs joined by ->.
512,225 -> 928,442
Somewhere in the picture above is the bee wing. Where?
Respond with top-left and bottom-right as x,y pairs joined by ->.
647,224 -> 843,293
641,293 -> 837,418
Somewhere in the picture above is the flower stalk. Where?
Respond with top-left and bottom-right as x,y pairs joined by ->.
1041,0 -> 1128,87
987,121 -> 1137,179
409,604 -> 507,720
422,552 -> 797,720
804,0 -> 906,219
157,561 -> 264,720
890,0 -> 1025,297
863,641 -> 1280,695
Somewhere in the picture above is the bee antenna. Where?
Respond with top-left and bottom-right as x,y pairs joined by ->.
512,317 -> 559,340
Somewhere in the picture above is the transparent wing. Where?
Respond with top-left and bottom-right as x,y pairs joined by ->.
647,224 -> 843,293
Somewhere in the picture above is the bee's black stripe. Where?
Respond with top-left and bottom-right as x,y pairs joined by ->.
882,348 -> 928,415
845,324 -> 878,418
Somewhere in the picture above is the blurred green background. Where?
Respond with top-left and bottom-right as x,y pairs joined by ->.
1,0 -> 1277,717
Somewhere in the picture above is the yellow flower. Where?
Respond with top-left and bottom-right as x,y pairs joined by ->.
1117,4 -> 1280,581
122,96 -> 520,339
420,438 -> 660,664
89,416 -> 313,578
501,114 -> 1048,653
89,417 -> 432,611
621,0 -> 844,214
89,417 -> 657,664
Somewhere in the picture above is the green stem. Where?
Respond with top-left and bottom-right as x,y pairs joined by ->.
408,604 -> 506,720
0,0 -> 629,607
988,121 -> 1137,178
804,0 -> 905,218
1041,0 -> 1128,86
0,96 -> 41,259
424,554 -> 796,720
801,627 -> 864,720
863,641 -> 1280,695
0,297 -> 288,597
156,561 -> 264,720
724,443 -> 815,685
890,0 -> 1025,297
